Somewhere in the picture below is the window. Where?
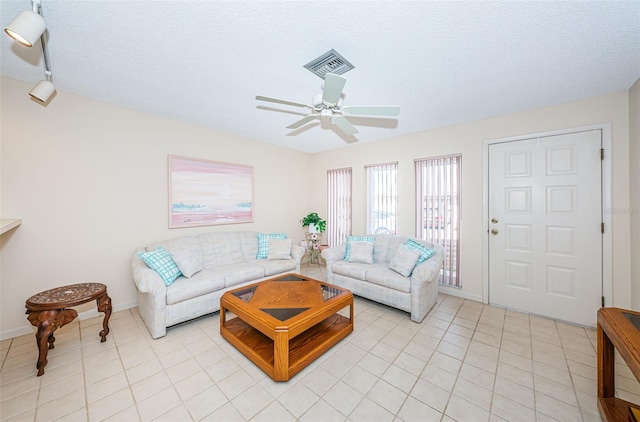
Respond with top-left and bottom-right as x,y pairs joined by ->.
366,162 -> 398,235
327,167 -> 352,247
415,155 -> 461,287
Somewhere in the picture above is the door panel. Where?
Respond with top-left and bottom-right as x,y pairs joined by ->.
488,130 -> 602,326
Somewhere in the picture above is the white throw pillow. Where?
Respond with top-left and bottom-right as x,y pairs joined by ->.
388,244 -> 421,277
169,251 -> 203,278
267,238 -> 292,260
348,241 -> 374,264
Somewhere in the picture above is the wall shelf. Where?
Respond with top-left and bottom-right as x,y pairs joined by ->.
0,219 -> 22,235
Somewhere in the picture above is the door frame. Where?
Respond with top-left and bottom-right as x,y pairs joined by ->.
482,123 -> 613,315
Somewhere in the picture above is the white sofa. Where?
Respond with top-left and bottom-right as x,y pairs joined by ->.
132,231 -> 304,338
321,234 -> 444,322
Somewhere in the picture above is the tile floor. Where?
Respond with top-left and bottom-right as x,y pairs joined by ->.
1,264 -> 638,421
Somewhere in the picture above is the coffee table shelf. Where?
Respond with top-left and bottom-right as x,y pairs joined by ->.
223,313 -> 351,380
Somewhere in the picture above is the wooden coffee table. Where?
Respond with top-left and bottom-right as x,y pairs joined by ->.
220,274 -> 353,381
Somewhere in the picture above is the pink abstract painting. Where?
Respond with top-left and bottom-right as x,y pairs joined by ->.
168,155 -> 254,228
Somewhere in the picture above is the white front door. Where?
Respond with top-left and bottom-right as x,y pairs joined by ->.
488,130 -> 602,326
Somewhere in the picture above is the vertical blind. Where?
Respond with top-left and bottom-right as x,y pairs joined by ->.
327,167 -> 352,247
415,155 -> 461,287
365,162 -> 398,235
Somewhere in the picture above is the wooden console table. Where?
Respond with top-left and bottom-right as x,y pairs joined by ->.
25,282 -> 112,376
597,307 -> 640,421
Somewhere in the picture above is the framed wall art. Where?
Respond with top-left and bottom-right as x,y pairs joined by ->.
168,155 -> 254,228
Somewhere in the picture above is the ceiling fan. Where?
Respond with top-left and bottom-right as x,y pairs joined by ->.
256,73 -> 400,137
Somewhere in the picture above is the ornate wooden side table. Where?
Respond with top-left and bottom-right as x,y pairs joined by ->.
25,282 -> 112,376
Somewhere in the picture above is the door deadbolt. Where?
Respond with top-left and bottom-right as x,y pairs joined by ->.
491,229 -> 499,235
491,218 -> 498,224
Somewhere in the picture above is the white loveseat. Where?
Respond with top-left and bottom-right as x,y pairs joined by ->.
132,231 -> 304,338
321,234 -> 444,322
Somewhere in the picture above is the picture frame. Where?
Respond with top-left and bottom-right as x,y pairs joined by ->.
168,155 -> 254,228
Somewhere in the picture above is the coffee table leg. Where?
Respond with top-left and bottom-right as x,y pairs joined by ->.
274,329 -> 289,381
96,292 -> 112,342
26,309 -> 78,376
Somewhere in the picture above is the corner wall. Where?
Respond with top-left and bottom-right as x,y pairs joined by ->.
630,78 -> 640,309
0,77 -> 312,339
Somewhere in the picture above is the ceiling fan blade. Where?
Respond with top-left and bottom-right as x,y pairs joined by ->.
331,116 -> 359,136
256,95 -> 312,109
287,115 -> 319,129
322,73 -> 346,106
342,106 -> 400,116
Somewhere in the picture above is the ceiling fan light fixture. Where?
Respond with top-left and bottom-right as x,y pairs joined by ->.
29,78 -> 55,103
4,4 -> 46,47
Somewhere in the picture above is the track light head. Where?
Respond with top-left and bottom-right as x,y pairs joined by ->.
29,79 -> 55,103
4,9 -> 46,47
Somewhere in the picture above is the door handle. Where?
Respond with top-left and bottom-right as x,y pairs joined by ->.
491,229 -> 499,235
491,218 -> 498,224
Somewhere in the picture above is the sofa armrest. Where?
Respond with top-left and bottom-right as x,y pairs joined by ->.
291,244 -> 304,262
409,244 -> 445,322
321,245 -> 346,263
131,252 -> 167,296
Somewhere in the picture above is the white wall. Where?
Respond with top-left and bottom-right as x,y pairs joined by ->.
630,78 -> 640,309
1,75 -> 635,338
0,77 -> 312,339
311,91 -> 632,306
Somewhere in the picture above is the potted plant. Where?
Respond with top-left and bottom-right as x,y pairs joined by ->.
301,212 -> 326,233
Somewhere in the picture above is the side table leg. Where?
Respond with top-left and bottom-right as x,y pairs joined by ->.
26,309 -> 78,376
96,292 -> 112,342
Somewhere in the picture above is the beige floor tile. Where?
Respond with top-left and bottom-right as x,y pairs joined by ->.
152,404 -> 193,422
421,363 -> 457,392
445,394 -> 490,422
0,389 -> 38,420
496,361 -> 534,389
428,351 -> 462,375
535,391 -> 582,421
348,397 -> 394,422
437,340 -> 468,360
217,369 -> 256,400
453,377 -> 492,410
297,398 -> 347,422
35,389 -> 85,422
370,342 -> 401,363
366,379 -> 407,414
184,385 -> 228,420
323,380 -> 363,416
37,372 -> 84,405
397,396 -> 443,422
86,371 -> 129,404
88,387 -> 134,421
381,364 -> 417,393
491,392 -> 536,422
493,376 -> 534,409
252,400 -> 296,422
410,379 -> 450,412
0,374 -> 41,402
136,387 -> 181,421
102,404 -> 140,422
277,381 -> 320,418
230,384 -> 273,420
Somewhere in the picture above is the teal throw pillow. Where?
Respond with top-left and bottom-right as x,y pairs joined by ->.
344,235 -> 375,261
403,239 -> 436,265
257,233 -> 287,259
138,247 -> 182,286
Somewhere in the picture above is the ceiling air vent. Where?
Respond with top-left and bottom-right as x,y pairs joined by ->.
304,49 -> 355,79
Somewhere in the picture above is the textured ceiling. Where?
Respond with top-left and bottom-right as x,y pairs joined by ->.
1,1 -> 639,153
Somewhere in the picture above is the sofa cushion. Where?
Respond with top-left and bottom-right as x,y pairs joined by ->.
214,263 -> 266,287
166,269 -> 225,305
348,241 -> 374,264
199,232 -> 245,267
344,235 -> 375,261
256,233 -> 287,259
404,239 -> 436,265
366,265 -> 411,293
138,247 -> 182,286
267,238 -> 292,260
252,259 -> 297,276
388,244 -> 421,277
332,260 -> 370,280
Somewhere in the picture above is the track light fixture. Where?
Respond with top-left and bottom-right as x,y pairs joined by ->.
4,0 -> 56,103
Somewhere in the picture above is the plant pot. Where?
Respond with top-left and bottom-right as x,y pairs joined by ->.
308,223 -> 317,233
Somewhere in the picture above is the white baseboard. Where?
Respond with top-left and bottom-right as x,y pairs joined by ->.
438,285 -> 484,303
0,301 -> 138,341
